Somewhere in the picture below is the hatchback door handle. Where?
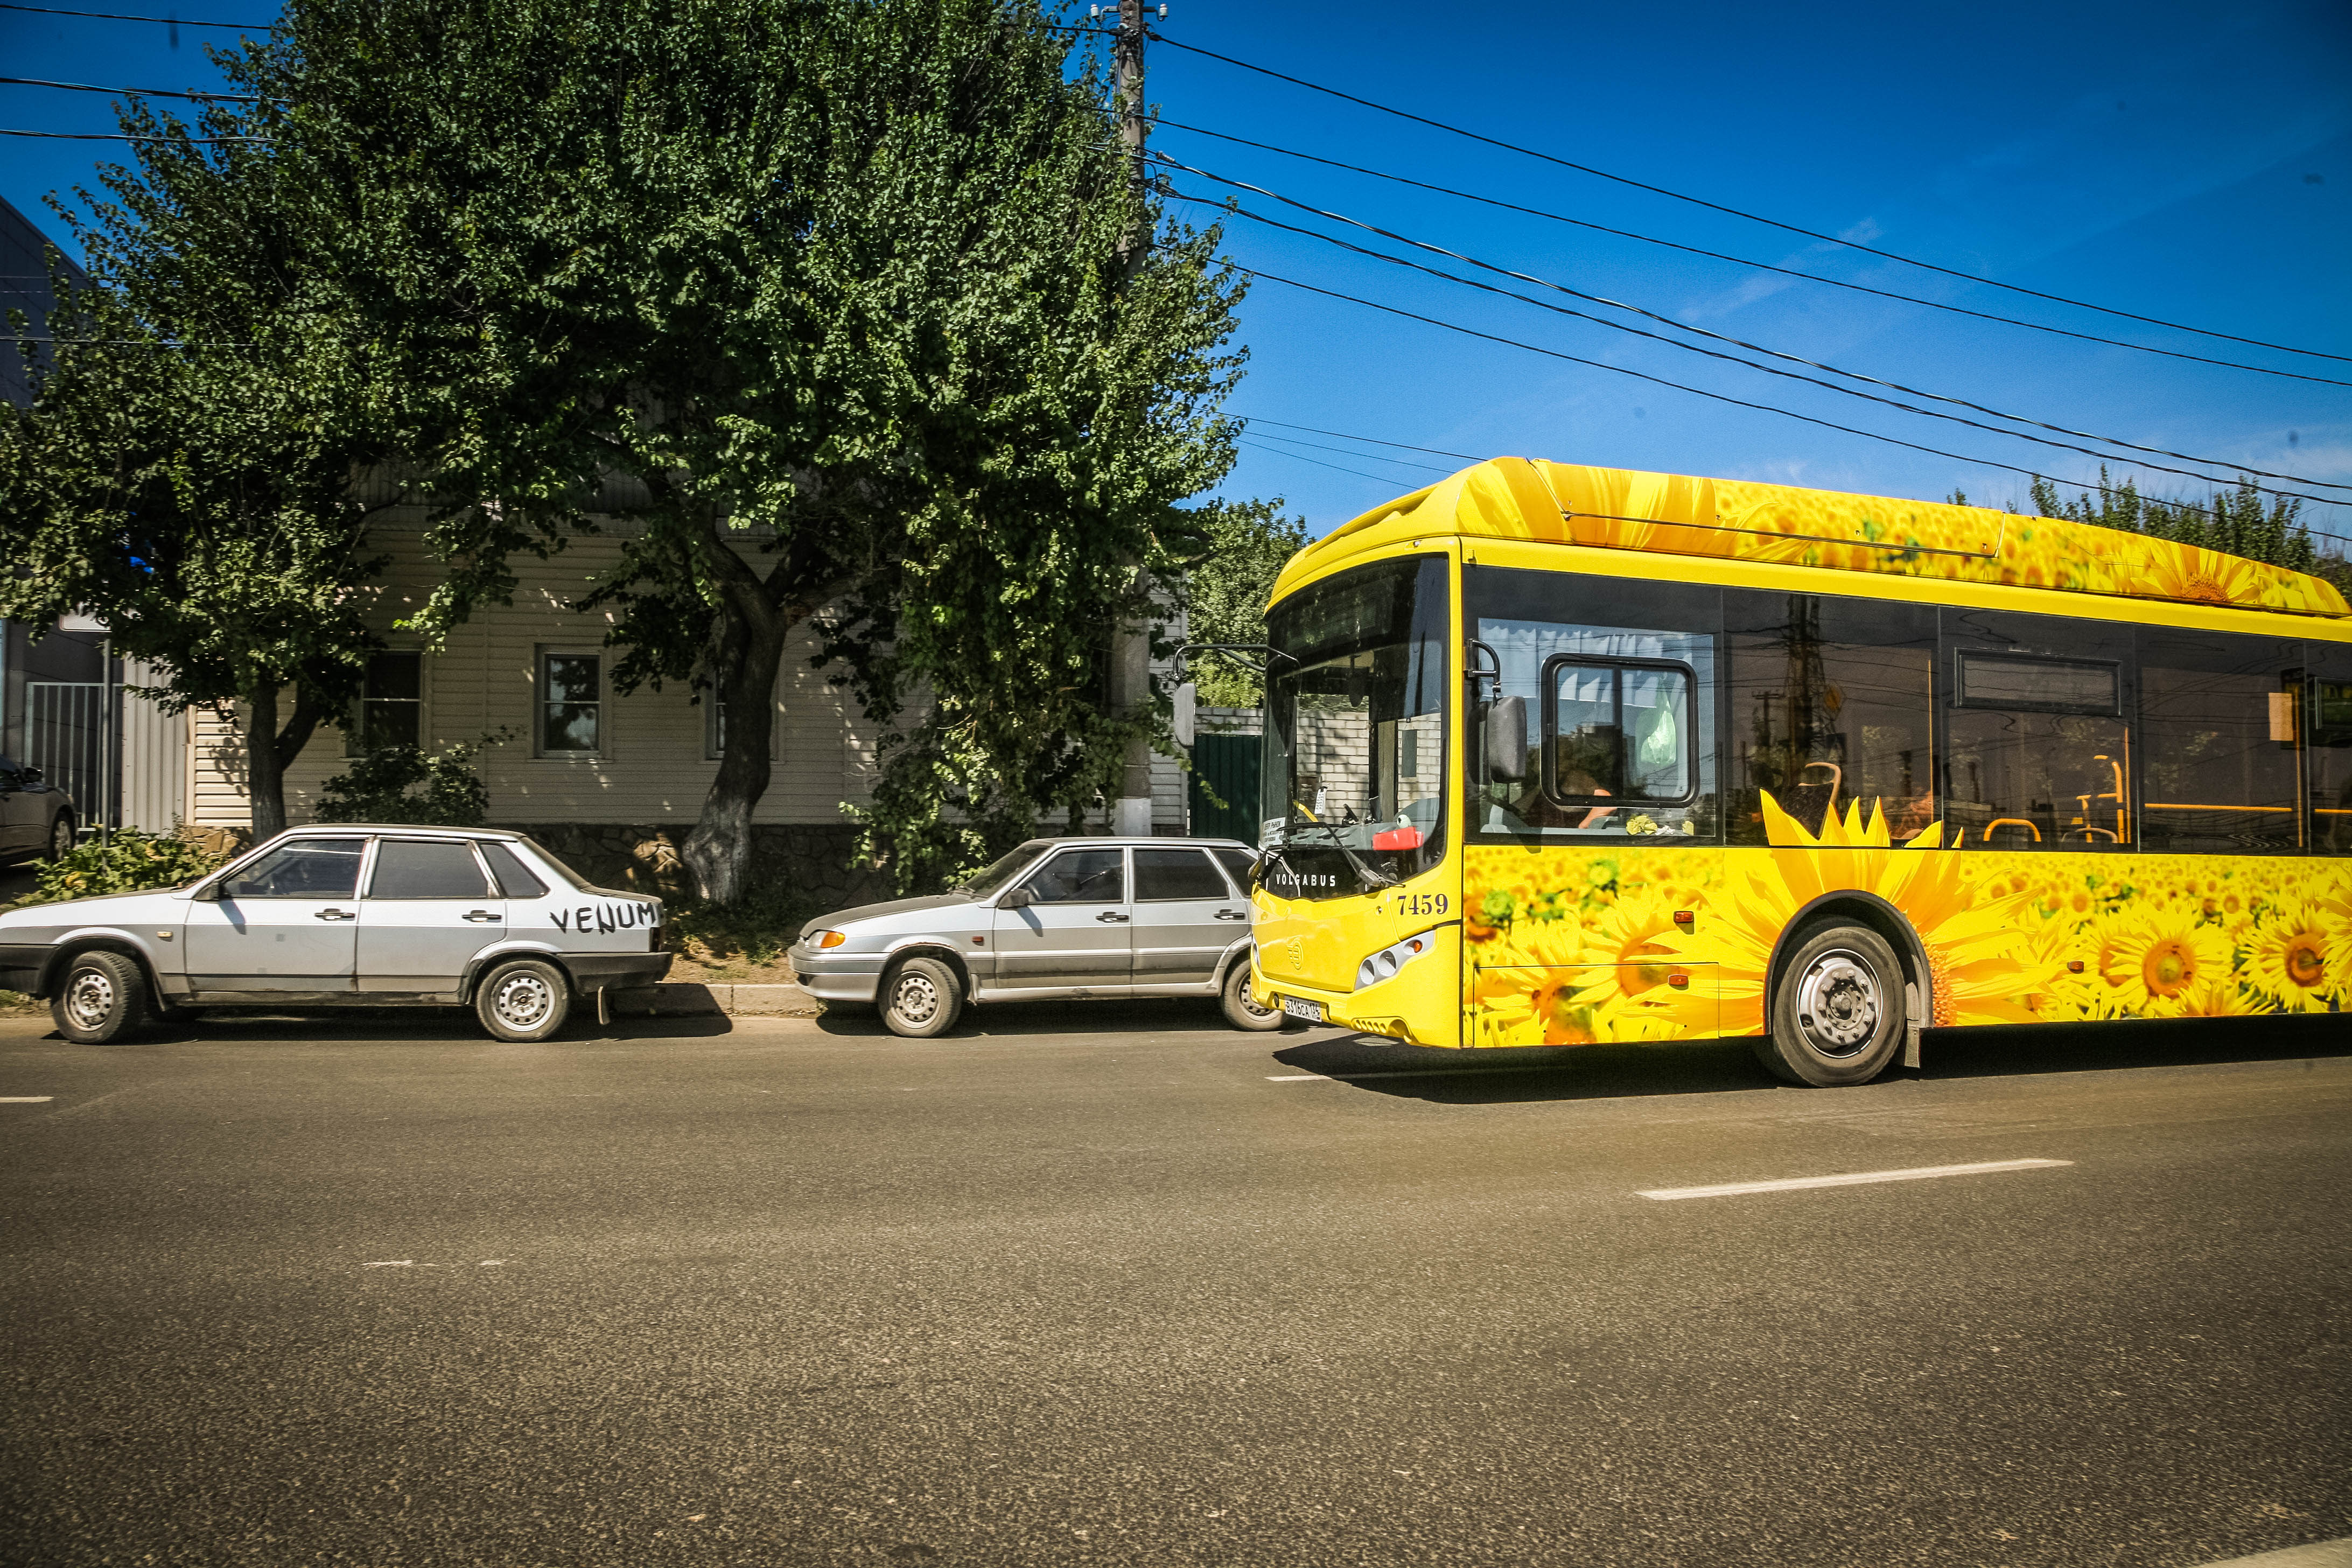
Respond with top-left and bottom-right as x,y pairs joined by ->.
1215,909 -> 1248,920
463,909 -> 503,922
1096,911 -> 1130,923
314,908 -> 355,921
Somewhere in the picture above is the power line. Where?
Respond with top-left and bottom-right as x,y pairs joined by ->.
1147,30 -> 2351,367
1236,437 -> 1433,486
1242,428 -> 1454,473
0,3 -> 271,25
0,127 -> 270,141
1152,118 -> 2348,390
0,74 -> 272,102
1240,416 -> 1480,462
1161,158 -> 2352,498
1226,263 -> 2352,547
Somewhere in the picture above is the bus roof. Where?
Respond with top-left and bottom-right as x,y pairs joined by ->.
1271,458 -> 2351,621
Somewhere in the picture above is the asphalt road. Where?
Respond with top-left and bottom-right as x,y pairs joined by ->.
3,1000 -> 2348,1567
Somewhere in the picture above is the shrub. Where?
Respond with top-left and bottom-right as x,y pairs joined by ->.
26,827 -> 230,905
315,741 -> 491,827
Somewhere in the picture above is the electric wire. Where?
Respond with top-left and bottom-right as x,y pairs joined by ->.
0,2 -> 270,24
0,127 -> 269,141
1239,416 -> 1480,463
1236,437 -> 1431,486
1224,262 -> 2352,545
1146,30 -> 2350,367
1242,428 -> 1454,473
1150,118 -> 2347,390
0,74 -> 270,101
1159,158 -> 2352,495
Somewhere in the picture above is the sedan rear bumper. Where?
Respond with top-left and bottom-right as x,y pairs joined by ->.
0,942 -> 48,997
566,952 -> 674,992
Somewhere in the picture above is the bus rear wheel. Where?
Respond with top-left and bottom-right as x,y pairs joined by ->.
1760,923 -> 1906,1087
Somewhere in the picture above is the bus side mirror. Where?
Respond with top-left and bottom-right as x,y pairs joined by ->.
1485,695 -> 1528,783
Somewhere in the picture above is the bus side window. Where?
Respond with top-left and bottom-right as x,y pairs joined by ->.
1726,591 -> 1936,845
1941,608 -> 2134,852
2138,630 -> 2303,855
2311,651 -> 2352,855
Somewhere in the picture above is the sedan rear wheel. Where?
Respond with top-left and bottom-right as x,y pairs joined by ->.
474,958 -> 572,1042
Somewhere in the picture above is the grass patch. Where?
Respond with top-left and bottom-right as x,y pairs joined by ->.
664,885 -> 831,978
0,989 -> 40,1014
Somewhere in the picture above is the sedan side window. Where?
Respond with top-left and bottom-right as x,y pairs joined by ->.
220,839 -> 366,899
481,843 -> 549,898
1023,849 -> 1125,904
369,840 -> 494,899
1135,848 -> 1228,901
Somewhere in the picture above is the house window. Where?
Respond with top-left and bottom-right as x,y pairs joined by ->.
351,652 -> 423,754
540,652 -> 603,755
705,694 -> 726,760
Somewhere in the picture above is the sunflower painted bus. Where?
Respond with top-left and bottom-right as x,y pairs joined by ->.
1242,457 -> 2352,1086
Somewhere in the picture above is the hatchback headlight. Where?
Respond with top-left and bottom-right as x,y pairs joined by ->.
1356,930 -> 1436,991
810,930 -> 849,950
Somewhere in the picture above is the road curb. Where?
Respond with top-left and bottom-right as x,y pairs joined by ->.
608,982 -> 821,1018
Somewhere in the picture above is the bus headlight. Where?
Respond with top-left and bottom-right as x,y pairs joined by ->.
1356,930 -> 1437,991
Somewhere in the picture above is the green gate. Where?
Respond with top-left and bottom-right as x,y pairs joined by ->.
1188,731 -> 1261,845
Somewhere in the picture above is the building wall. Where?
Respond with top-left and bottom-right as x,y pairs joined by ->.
183,508 -> 1193,842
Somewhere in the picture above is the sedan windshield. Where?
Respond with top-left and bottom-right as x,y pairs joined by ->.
1261,555 -> 1448,898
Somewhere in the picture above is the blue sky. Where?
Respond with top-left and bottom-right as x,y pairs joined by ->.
5,0 -> 2348,545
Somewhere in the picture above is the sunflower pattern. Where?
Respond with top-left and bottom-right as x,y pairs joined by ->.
1451,460 -> 2351,617
1462,792 -> 2352,1047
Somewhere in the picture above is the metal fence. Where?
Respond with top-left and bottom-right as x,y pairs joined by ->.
25,680 -> 109,828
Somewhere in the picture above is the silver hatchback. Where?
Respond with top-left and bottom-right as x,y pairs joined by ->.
788,837 -> 1278,1037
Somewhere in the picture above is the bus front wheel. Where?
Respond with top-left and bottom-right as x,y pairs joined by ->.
1760,923 -> 1906,1087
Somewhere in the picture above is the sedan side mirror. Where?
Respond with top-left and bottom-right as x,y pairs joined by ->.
1484,694 -> 1529,783
19,765 -> 42,785
998,886 -> 1033,909
191,881 -> 224,902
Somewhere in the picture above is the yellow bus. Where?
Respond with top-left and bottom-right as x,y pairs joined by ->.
1245,458 -> 2352,1085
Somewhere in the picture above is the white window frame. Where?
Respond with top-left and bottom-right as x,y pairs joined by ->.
535,647 -> 607,760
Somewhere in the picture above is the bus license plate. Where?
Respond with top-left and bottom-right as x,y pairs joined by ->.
1280,996 -> 1324,1023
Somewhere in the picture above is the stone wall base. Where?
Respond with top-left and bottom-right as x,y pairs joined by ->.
503,822 -> 887,908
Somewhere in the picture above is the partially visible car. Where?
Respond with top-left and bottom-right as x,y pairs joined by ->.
790,836 -> 1276,1037
0,825 -> 669,1044
0,755 -> 75,865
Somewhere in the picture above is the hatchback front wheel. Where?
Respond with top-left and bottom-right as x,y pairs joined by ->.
880,956 -> 962,1039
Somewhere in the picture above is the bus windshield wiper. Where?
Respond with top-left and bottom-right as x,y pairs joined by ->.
1283,820 -> 1399,891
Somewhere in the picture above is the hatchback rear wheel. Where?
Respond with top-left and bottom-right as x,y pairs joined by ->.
1221,961 -> 1284,1031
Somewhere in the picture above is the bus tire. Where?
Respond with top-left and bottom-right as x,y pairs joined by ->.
880,956 -> 962,1039
1759,923 -> 1906,1087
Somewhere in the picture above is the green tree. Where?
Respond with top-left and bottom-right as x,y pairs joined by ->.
2027,469 -> 2332,574
1180,497 -> 1308,708
240,0 -> 1243,902
0,118 -> 390,839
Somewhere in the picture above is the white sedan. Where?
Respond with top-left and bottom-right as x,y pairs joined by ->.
0,825 -> 670,1044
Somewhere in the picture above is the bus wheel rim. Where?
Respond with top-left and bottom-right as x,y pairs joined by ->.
67,969 -> 114,1029
1795,951 -> 1879,1057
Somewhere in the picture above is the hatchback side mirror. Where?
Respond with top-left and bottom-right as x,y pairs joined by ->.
998,886 -> 1033,909
1484,695 -> 1528,783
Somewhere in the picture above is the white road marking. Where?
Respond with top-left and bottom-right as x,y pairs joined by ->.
1265,1073 -> 1332,1081
363,1260 -> 415,1267
1638,1158 -> 2073,1201
2194,1538 -> 2352,1568
0,1096 -> 55,1103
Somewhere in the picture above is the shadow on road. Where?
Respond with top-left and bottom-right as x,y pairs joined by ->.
1275,1013 -> 2352,1104
6,1009 -> 748,1046
813,995 -> 1238,1039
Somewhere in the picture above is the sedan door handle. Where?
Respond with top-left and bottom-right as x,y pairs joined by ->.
463,909 -> 503,922
1095,911 -> 1130,923
1214,908 -> 1249,920
314,908 -> 356,921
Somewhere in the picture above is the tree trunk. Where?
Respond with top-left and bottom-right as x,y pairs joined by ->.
243,678 -> 290,841
681,608 -> 790,905
242,676 -> 329,843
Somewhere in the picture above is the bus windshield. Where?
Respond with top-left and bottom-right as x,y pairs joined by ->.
1261,555 -> 1448,896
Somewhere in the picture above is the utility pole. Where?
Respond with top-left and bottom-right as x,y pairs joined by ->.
1107,0 -> 1158,836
